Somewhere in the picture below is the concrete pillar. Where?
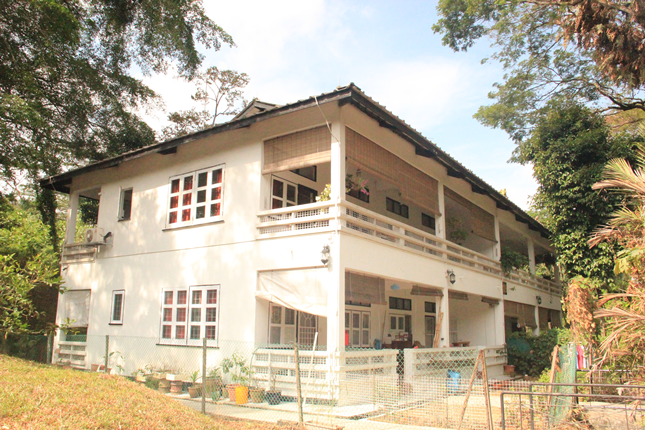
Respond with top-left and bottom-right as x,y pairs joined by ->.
66,192 -> 79,245
329,115 -> 345,202
494,210 -> 502,261
495,300 -> 506,345
439,271 -> 451,347
533,305 -> 541,336
327,114 -> 345,354
527,239 -> 536,275
437,182 -> 446,240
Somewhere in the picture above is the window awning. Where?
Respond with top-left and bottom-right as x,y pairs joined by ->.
256,268 -> 329,317
345,272 -> 387,305
64,290 -> 91,327
263,126 -> 331,174
505,300 -> 537,328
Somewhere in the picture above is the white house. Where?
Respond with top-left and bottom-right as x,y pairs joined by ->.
42,84 -> 561,395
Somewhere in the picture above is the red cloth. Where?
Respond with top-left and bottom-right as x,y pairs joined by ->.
577,344 -> 584,369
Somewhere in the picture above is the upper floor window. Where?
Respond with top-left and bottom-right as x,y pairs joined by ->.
386,197 -> 408,219
118,188 -> 132,221
422,213 -> 435,230
167,165 -> 224,228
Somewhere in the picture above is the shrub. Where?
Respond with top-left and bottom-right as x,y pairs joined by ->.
507,329 -> 568,377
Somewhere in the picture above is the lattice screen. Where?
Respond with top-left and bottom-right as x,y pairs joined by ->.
345,272 -> 387,305
505,300 -> 537,328
345,128 -> 439,214
263,126 -> 331,174
444,187 -> 496,242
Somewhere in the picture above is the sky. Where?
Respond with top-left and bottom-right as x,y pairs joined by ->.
140,0 -> 538,210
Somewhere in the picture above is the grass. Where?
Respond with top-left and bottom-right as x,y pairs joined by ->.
0,354 -> 296,430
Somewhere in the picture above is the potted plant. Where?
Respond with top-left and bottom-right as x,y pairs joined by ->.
222,352 -> 252,404
187,371 -> 201,398
248,376 -> 265,403
265,369 -> 281,405
204,366 -> 224,400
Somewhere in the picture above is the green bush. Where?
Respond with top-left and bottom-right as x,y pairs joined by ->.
507,329 -> 569,377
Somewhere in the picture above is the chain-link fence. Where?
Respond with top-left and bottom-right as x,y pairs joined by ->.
6,335 -> 637,429
0,332 -> 53,363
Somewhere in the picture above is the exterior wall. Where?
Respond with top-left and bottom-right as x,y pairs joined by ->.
55,99 -> 560,372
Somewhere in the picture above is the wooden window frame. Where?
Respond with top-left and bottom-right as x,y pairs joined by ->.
160,285 -> 220,346
118,188 -> 133,221
166,165 -> 224,228
110,290 -> 125,325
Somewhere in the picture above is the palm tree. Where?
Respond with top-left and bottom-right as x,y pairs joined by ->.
588,137 -> 645,374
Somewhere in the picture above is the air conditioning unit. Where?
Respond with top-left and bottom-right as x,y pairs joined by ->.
84,227 -> 104,244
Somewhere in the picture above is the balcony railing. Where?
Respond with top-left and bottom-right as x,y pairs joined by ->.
505,268 -> 562,296
256,200 -> 561,295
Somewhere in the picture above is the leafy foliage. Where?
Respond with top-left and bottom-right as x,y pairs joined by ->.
1,0 -> 234,247
0,195 -> 62,333
433,0 -> 645,143
588,138 -> 645,374
506,328 -> 568,376
500,247 -> 529,274
516,101 -> 637,284
161,67 -> 249,140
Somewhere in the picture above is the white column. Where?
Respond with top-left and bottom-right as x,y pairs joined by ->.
329,118 -> 345,202
494,211 -> 502,261
327,115 -> 345,354
533,305 -> 541,336
527,238 -> 536,275
439,275 -> 451,347
495,300 -> 506,345
437,182 -> 446,240
66,192 -> 79,245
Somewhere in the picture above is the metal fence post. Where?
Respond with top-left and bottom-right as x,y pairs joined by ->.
46,334 -> 53,364
202,337 -> 207,415
104,335 -> 109,373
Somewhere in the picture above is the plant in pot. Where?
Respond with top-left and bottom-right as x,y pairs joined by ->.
204,366 -> 224,400
187,370 -> 202,398
222,352 -> 252,404
266,369 -> 282,405
248,376 -> 265,403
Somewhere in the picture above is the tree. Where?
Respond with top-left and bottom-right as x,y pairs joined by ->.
517,100 -> 636,284
161,67 -> 249,140
0,195 -> 62,334
1,0 -> 234,247
433,0 -> 645,142
588,137 -> 645,372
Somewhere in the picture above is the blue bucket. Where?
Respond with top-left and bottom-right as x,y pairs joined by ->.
447,370 -> 460,393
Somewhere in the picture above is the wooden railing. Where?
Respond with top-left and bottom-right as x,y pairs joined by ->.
256,200 -> 561,295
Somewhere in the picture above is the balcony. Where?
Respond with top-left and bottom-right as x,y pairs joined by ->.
257,200 -> 561,296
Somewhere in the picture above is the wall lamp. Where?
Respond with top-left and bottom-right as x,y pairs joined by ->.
447,270 -> 456,285
320,244 -> 330,266
536,295 -> 542,305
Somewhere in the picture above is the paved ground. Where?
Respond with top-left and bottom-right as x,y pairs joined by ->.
177,398 -> 443,430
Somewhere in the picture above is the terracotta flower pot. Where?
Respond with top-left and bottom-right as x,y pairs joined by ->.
226,384 -> 239,402
249,388 -> 265,403
188,385 -> 201,398
158,379 -> 171,394
503,364 -> 516,375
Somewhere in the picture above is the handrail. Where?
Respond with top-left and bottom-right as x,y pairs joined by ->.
256,200 -> 561,294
